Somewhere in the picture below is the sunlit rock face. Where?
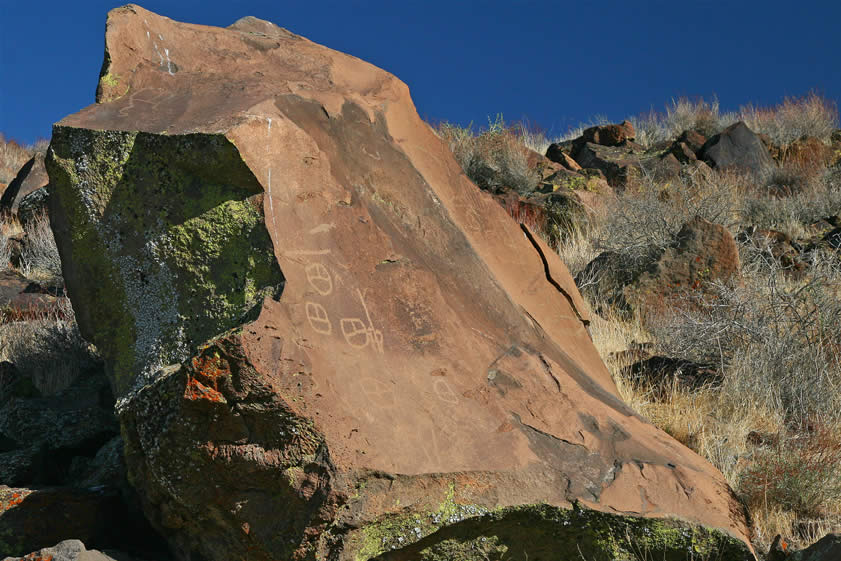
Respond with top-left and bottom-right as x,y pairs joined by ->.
46,5 -> 755,560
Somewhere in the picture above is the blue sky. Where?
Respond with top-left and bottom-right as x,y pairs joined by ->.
1,0 -> 839,145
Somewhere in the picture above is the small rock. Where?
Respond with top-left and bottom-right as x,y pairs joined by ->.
676,130 -> 707,154
581,120 -> 635,146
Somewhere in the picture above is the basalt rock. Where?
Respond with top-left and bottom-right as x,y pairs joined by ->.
579,217 -> 740,316
699,122 -> 775,175
45,5 -> 755,560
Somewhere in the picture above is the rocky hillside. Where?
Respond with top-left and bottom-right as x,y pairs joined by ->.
1,4 -> 840,561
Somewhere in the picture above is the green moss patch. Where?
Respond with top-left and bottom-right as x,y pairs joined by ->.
47,127 -> 284,398
353,502 -> 751,561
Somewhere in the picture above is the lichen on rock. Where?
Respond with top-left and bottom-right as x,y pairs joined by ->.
47,127 -> 284,398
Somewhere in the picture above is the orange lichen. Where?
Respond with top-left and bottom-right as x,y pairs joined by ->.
184,352 -> 232,402
184,377 -> 226,402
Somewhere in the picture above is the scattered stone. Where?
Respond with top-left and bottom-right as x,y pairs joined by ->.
671,141 -> 698,163
0,486 -> 121,557
623,356 -> 721,396
698,122 -> 775,175
677,130 -> 707,154
0,365 -> 118,487
544,146 -> 582,171
2,539 -> 121,561
785,533 -> 841,561
768,534 -> 792,561
571,142 -> 645,188
823,227 -> 841,249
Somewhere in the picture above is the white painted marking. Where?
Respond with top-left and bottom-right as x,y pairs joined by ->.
164,48 -> 174,75
265,118 -> 278,243
153,43 -> 164,66
285,249 -> 332,256
308,224 -> 335,235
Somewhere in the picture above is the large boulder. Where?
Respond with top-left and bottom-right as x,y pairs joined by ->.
698,122 -> 775,175
45,5 -> 755,560
580,217 -> 741,316
0,152 -> 49,217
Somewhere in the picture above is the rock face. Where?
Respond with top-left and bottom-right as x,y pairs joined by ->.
46,5 -> 754,560
0,153 -> 49,217
699,122 -> 775,175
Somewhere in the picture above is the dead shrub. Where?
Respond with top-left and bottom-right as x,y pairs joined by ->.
436,115 -> 540,195
0,133 -> 34,185
628,97 -> 737,148
19,210 -> 62,283
740,93 -> 839,147
741,168 -> 841,236
739,422 -> 841,518
0,297 -> 98,396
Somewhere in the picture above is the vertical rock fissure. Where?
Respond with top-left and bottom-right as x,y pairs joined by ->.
519,223 -> 588,327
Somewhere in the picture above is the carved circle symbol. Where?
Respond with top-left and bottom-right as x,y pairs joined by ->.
306,263 -> 333,295
305,301 -> 332,335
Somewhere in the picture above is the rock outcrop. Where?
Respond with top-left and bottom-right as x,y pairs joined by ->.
45,6 -> 755,560
699,122 -> 775,175
0,153 -> 49,218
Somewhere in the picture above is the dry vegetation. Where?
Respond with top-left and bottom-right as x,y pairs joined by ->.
1,205 -> 94,396
439,94 -> 841,555
0,133 -> 47,186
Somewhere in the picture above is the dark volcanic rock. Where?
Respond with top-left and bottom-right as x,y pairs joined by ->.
580,217 -> 740,316
0,365 -> 118,487
581,120 -> 635,146
43,5 -> 755,561
624,356 -> 722,396
677,130 -> 708,154
699,121 -> 775,175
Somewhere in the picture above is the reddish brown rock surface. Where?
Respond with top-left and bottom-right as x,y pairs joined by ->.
45,6 -> 754,560
0,153 -> 49,217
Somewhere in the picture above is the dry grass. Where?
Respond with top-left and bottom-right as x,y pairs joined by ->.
435,115 -> 540,195
0,297 -> 98,396
629,97 -> 738,148
0,133 -> 33,186
19,210 -> 63,283
553,119 -> 841,553
0,209 -> 95,397
740,93 -> 839,147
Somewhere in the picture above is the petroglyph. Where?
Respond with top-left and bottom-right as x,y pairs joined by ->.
308,223 -> 336,235
340,289 -> 384,353
359,376 -> 396,408
305,301 -> 332,335
433,379 -> 459,405
305,263 -> 333,295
